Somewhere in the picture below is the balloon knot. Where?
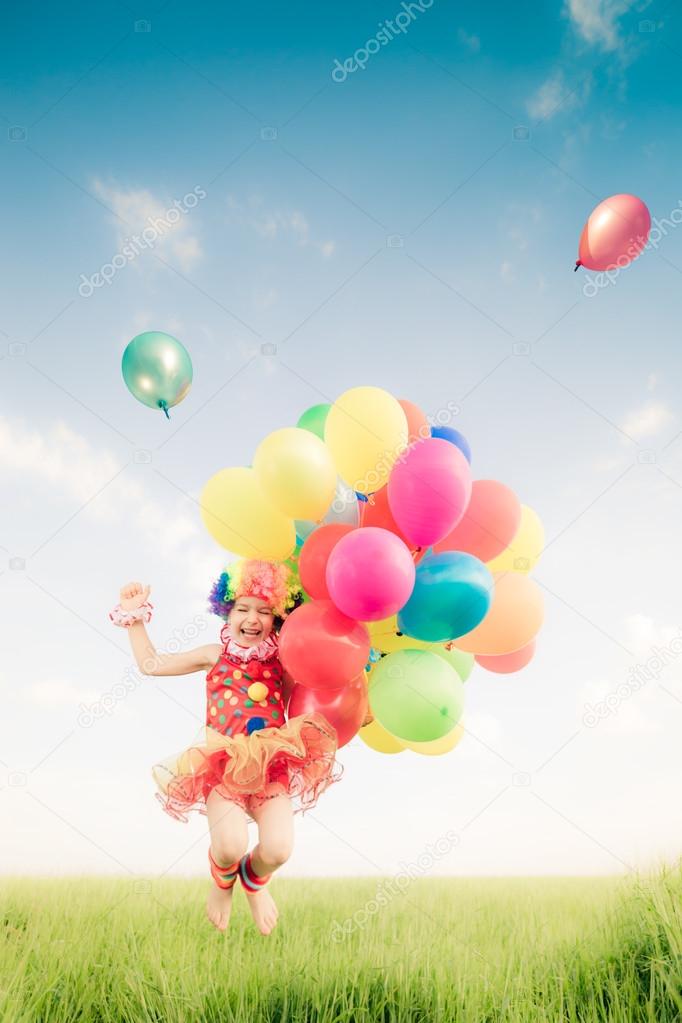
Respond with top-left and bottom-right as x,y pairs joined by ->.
573,260 -> 581,272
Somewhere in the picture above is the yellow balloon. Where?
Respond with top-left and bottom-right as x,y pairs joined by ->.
486,504 -> 544,574
200,466 -> 296,560
358,718 -> 406,754
368,614 -> 433,653
253,427 -> 337,521
325,386 -> 408,494
402,722 -> 465,756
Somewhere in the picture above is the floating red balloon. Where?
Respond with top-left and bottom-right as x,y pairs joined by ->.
434,480 -> 521,563
575,193 -> 651,272
287,673 -> 368,748
278,599 -> 370,689
299,523 -> 355,600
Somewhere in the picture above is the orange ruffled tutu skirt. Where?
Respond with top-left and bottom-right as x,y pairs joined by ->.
152,712 -> 343,823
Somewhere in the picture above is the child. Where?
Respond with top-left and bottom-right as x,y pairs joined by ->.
110,558 -> 355,936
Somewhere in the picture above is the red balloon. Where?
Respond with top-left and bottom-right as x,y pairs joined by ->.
360,485 -> 426,564
475,638 -> 536,674
278,599 -> 370,689
434,480 -> 521,563
398,399 -> 429,444
299,524 -> 356,600
287,673 -> 368,748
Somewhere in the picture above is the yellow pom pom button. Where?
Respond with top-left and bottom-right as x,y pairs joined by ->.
247,682 -> 268,701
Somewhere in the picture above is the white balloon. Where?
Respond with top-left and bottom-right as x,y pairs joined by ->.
295,475 -> 360,542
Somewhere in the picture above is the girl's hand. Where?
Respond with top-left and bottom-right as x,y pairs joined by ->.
119,581 -> 151,612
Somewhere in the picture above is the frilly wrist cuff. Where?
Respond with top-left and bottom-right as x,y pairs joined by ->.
109,601 -> 153,627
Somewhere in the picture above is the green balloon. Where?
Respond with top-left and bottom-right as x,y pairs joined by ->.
297,403 -> 331,441
431,646 -> 475,682
122,331 -> 193,419
369,650 -> 464,743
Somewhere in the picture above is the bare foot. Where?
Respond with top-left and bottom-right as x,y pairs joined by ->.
206,882 -> 235,932
243,886 -> 279,935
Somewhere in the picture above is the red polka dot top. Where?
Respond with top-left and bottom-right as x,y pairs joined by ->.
205,628 -> 286,738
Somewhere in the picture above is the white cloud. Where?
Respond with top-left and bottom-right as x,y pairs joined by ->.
227,194 -> 336,259
527,69 -> 591,122
21,679 -> 105,707
0,414 -> 202,557
621,401 -> 675,439
457,27 -> 480,52
563,0 -> 630,51
91,179 -> 204,272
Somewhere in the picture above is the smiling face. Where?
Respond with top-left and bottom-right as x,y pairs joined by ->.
228,594 -> 275,646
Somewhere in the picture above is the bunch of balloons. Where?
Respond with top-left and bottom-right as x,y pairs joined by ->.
199,385 -> 545,756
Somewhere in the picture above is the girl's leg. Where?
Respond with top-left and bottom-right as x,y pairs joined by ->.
205,787 -> 249,932
248,793 -> 294,877
238,794 -> 294,936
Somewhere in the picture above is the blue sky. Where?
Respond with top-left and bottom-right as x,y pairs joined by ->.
3,0 -> 682,882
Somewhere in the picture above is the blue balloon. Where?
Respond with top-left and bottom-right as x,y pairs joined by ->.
397,551 -> 493,642
430,426 -> 472,464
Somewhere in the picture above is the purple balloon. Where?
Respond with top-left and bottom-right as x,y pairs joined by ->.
326,527 -> 416,621
388,438 -> 472,548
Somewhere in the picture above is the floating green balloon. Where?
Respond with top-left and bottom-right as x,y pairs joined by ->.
297,403 -> 331,441
122,331 -> 193,419
368,649 -> 464,743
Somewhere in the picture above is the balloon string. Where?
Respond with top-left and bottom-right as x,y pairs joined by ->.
412,546 -> 422,560
573,260 -> 582,272
159,400 -> 170,419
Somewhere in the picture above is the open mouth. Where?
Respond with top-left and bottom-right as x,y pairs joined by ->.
241,628 -> 261,638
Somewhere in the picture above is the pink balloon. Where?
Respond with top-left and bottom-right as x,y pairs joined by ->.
326,527 -> 416,621
576,194 -> 651,272
287,673 -> 368,748
475,638 -> 536,674
388,438 -> 472,548
434,480 -> 521,562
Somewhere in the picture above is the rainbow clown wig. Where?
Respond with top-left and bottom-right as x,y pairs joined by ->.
207,558 -> 304,629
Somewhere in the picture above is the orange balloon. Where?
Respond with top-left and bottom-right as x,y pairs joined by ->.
452,572 -> 543,655
475,638 -> 536,674
398,399 -> 429,445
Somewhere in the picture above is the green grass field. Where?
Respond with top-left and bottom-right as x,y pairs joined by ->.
2,864 -> 681,1022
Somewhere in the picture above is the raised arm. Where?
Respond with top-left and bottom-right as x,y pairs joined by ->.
117,581 -> 221,676
129,622 -> 221,676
